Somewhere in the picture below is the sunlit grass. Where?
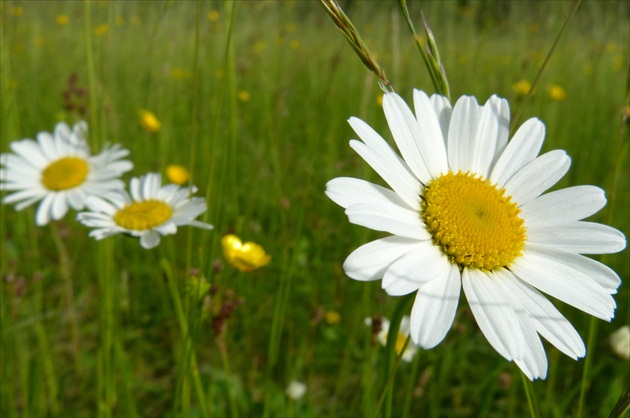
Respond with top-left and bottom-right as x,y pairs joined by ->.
1,1 -> 628,417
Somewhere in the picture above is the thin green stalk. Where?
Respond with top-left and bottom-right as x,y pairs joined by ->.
49,223 -> 82,378
374,293 -> 415,417
521,371 -> 539,418
84,0 -> 99,149
398,1 -> 450,99
97,239 -> 116,417
32,277 -> 60,416
161,259 -> 209,417
510,0 -> 582,134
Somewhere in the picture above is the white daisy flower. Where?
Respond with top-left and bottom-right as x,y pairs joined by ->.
365,315 -> 418,362
326,89 -> 627,380
77,172 -> 213,249
0,121 -> 133,225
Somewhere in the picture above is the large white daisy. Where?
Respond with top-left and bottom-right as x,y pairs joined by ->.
77,172 -> 213,249
326,89 -> 627,380
0,121 -> 133,225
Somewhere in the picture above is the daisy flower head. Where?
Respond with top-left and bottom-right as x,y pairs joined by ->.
77,173 -> 213,249
0,121 -> 133,226
326,89 -> 627,380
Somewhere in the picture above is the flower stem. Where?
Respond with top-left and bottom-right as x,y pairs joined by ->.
521,371 -> 539,418
373,293 -> 415,417
161,259 -> 209,417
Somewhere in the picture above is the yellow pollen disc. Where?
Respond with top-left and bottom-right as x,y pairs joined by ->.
113,200 -> 173,230
421,171 -> 526,271
41,157 -> 89,191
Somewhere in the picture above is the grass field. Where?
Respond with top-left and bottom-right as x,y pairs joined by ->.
1,1 -> 629,417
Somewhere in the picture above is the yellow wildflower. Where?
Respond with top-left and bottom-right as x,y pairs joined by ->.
166,164 -> 190,185
325,310 -> 341,325
512,79 -> 532,96
56,14 -> 69,26
238,90 -> 251,102
547,84 -> 567,101
94,24 -> 109,36
208,10 -> 220,22
222,234 -> 271,272
139,110 -> 161,133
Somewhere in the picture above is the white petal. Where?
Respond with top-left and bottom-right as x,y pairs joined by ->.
410,263 -> 461,349
462,268 -> 525,361
382,93 -> 432,183
382,243 -> 450,296
527,221 -> 627,254
129,176 -> 142,201
154,223 -> 177,235
469,95 -> 509,177
510,246 -> 616,320
143,173 -> 161,199
412,90 -> 449,177
140,231 -> 161,249
2,188 -> 45,205
50,193 -> 69,220
490,118 -> 545,187
447,96 -> 480,173
345,202 -> 430,240
503,150 -> 570,205
343,236 -> 420,281
429,93 -> 452,141
36,193 -> 55,225
188,220 -> 213,230
326,177 -> 414,210
520,185 -> 606,226
497,269 -> 585,359
349,138 -> 421,210
11,139 -> 49,169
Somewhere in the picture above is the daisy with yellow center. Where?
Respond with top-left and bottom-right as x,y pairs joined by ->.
326,89 -> 626,380
0,121 -> 133,225
77,173 -> 213,249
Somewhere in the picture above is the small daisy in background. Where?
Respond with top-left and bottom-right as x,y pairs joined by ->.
366,315 -> 418,363
222,234 -> 271,272
326,89 -> 626,380
609,325 -> 630,360
0,121 -> 133,226
77,173 -> 213,249
285,380 -> 307,401
139,109 -> 161,133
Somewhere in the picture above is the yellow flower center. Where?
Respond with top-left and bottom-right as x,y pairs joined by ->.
113,200 -> 173,230
422,171 -> 526,271
41,157 -> 89,191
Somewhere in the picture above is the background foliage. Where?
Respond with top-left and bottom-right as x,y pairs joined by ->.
1,1 -> 628,417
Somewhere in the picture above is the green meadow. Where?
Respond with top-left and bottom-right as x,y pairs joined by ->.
1,1 -> 628,417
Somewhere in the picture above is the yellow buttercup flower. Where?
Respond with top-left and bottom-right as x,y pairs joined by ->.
94,24 -> 109,36
208,10 -> 220,22
166,164 -> 190,185
139,110 -> 161,133
56,14 -> 69,26
325,310 -> 341,325
238,90 -> 251,102
512,79 -> 532,96
222,234 -> 271,272
547,84 -> 567,101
